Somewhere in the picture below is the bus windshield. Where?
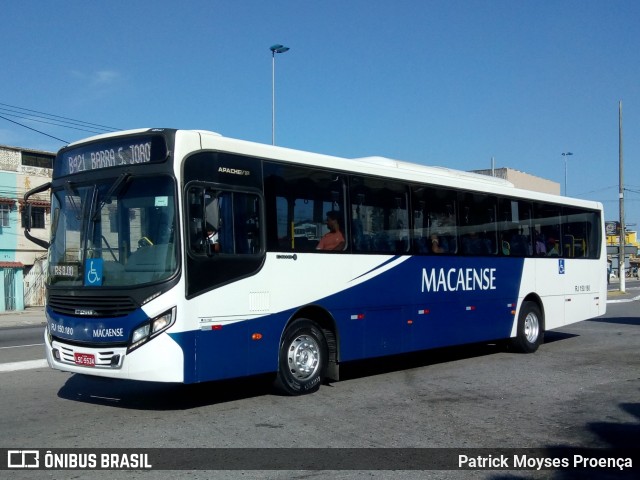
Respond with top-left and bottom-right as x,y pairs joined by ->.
48,175 -> 178,287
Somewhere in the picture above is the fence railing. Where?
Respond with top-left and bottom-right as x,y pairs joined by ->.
24,258 -> 47,307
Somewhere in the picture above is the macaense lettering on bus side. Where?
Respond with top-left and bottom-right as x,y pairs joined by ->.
421,267 -> 496,293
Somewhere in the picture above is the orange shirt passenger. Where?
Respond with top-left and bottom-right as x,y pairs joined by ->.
316,211 -> 346,251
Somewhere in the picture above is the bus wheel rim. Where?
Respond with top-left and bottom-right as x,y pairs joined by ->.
287,334 -> 320,380
524,312 -> 539,343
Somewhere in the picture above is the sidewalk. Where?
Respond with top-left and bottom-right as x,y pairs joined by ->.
0,306 -> 46,328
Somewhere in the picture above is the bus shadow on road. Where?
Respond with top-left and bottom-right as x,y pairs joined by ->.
56,372 -> 275,410
588,316 -> 640,326
336,331 -> 580,383
56,334 -> 581,409
543,330 -> 579,344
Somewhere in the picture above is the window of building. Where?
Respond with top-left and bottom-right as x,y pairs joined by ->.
22,152 -> 54,169
0,204 -> 11,227
21,206 -> 46,229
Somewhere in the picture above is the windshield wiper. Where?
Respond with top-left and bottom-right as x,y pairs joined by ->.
92,173 -> 130,221
63,181 -> 81,220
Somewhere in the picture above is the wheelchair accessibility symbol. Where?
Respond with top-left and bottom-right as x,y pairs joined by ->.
85,259 -> 103,286
558,259 -> 565,275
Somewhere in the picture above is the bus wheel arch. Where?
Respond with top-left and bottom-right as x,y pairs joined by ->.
511,296 -> 545,353
274,306 -> 338,395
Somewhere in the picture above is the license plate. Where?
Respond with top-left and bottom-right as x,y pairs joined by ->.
74,352 -> 95,367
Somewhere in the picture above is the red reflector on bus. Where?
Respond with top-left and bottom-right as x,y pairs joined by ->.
407,319 -> 413,325
211,325 -> 223,330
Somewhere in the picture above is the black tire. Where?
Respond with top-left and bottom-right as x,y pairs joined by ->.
510,301 -> 544,353
274,319 -> 328,395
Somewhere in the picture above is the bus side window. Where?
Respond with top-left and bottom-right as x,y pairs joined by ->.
350,176 -> 409,254
264,162 -> 345,253
187,187 -> 262,256
498,198 -> 533,257
187,188 -> 206,253
534,203 -> 562,258
412,185 -> 457,255
563,207 -> 598,259
459,192 -> 497,256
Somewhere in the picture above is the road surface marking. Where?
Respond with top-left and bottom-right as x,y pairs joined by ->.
0,359 -> 48,372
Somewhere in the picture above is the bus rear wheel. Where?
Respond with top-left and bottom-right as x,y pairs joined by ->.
274,319 -> 328,395
511,301 -> 544,353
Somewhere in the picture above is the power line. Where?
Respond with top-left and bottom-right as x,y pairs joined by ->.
0,102 -> 122,145
0,114 -> 68,144
0,102 -> 120,132
0,109 -> 110,136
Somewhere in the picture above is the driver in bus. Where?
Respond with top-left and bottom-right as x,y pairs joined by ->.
316,211 -> 346,251
206,224 -> 220,253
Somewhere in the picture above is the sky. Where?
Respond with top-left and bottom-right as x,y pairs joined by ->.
1,0 -> 639,228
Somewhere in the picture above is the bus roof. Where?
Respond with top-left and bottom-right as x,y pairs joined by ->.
63,128 -> 603,212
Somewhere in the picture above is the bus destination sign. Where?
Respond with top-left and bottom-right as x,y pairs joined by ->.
56,135 -> 168,177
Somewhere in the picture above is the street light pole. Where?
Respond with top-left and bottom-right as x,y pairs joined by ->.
270,44 -> 289,145
619,100 -> 625,293
561,152 -> 573,195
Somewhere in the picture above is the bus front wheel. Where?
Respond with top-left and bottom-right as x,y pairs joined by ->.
511,301 -> 544,353
274,319 -> 328,395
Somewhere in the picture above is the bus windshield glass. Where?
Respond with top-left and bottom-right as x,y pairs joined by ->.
48,175 -> 178,287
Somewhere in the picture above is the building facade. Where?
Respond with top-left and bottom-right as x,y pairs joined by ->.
472,167 -> 561,195
0,145 -> 53,311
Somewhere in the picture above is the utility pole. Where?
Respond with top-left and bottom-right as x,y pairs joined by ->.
619,100 -> 626,293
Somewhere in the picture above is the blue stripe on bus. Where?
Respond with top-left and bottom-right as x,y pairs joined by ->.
350,255 -> 403,281
171,255 -> 526,384
46,306 -> 149,343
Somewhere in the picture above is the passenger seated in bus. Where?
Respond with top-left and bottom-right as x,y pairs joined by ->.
535,233 -> 546,256
546,238 -> 560,256
462,231 -> 490,255
316,211 -> 346,251
501,239 -> 510,255
430,234 -> 446,253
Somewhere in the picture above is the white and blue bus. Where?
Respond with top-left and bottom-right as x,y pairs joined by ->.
24,128 -> 606,395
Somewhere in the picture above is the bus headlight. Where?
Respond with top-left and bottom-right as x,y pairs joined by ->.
131,324 -> 150,344
152,310 -> 173,334
128,307 -> 176,353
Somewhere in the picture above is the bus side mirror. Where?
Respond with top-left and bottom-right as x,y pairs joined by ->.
23,182 -> 51,250
22,204 -> 32,231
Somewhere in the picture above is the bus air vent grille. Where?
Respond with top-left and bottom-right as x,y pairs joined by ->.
48,295 -> 138,318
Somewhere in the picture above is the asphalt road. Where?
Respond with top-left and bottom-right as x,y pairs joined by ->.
0,288 -> 638,479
